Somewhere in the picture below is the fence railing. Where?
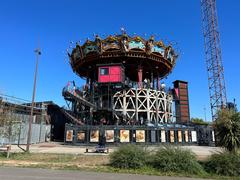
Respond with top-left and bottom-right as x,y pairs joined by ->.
0,122 -> 50,145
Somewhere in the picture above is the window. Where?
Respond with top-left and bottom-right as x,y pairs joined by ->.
100,68 -> 109,75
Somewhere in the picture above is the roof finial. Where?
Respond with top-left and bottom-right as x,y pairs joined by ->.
120,27 -> 126,34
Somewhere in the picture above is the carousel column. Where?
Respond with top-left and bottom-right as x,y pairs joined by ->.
155,91 -> 159,125
135,88 -> 138,124
89,76 -> 94,125
156,69 -> 160,90
123,89 -> 127,123
138,65 -> 143,88
89,78 -> 93,125
151,72 -> 153,89
147,89 -> 150,124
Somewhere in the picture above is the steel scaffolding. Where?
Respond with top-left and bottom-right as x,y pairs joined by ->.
201,0 -> 227,120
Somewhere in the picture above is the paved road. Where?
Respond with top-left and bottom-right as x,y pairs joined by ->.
0,167 -> 207,180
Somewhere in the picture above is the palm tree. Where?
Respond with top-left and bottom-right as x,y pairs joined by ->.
214,109 -> 240,153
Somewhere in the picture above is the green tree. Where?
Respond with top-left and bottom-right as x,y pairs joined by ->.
191,117 -> 209,125
0,100 -> 20,145
214,109 -> 240,153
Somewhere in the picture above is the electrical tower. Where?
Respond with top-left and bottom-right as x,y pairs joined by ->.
201,0 -> 227,120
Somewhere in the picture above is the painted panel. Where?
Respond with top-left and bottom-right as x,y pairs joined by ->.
136,130 -> 145,142
98,66 -> 122,83
170,130 -> 175,143
102,41 -> 120,51
110,75 -> 120,82
83,45 -> 98,55
90,130 -> 99,142
178,130 -> 182,143
66,130 -> 73,142
110,66 -> 121,74
77,131 -> 85,142
120,130 -> 130,142
129,41 -> 145,50
161,130 -> 166,142
153,46 -> 165,56
185,130 -> 189,142
192,131 -> 197,142
99,75 -> 109,83
105,130 -> 114,142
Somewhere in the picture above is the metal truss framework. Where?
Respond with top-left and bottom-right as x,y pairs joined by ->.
201,0 -> 227,120
113,88 -> 173,125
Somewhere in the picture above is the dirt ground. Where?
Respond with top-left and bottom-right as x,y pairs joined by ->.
1,142 -> 222,165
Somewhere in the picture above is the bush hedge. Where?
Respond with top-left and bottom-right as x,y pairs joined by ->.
109,144 -> 147,169
203,151 -> 240,176
148,146 -> 205,175
110,144 -> 240,177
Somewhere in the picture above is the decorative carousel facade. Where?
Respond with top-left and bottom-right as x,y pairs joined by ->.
62,30 -> 214,145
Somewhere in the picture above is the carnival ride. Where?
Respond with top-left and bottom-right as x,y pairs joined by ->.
61,31 -> 213,145
63,31 -> 178,126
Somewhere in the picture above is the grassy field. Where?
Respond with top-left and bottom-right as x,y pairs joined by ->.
0,152 -> 239,179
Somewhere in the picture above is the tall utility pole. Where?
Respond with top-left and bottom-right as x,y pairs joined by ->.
26,48 -> 41,152
201,0 -> 227,120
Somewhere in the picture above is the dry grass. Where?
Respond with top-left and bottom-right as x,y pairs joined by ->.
0,153 -> 109,168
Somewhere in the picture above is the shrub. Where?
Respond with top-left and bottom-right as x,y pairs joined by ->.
215,109 -> 240,152
204,151 -> 240,176
149,146 -> 205,175
110,144 -> 147,169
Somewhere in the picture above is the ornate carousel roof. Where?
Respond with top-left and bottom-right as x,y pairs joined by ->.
68,32 -> 178,81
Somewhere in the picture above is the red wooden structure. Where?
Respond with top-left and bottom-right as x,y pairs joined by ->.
98,65 -> 123,83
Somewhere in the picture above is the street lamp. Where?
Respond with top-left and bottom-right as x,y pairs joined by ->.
26,48 -> 41,152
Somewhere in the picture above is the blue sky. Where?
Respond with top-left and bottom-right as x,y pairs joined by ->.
0,0 -> 239,121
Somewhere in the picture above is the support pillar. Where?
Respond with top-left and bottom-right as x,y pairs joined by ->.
147,89 -> 150,124
138,66 -> 143,88
123,89 -> 127,122
135,88 -> 138,124
151,72 -> 153,89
